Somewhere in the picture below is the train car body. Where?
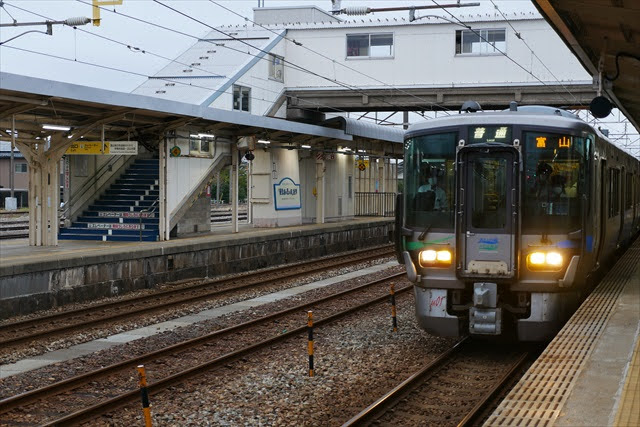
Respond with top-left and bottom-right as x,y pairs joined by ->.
396,105 -> 640,341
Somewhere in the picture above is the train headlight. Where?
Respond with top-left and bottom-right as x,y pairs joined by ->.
419,249 -> 452,267
420,250 -> 437,263
527,251 -> 564,271
436,250 -> 452,262
529,252 -> 546,265
546,252 -> 563,267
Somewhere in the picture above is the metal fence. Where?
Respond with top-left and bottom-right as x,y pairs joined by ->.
354,192 -> 396,217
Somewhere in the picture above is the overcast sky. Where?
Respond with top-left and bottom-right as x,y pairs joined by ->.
0,0 -> 538,91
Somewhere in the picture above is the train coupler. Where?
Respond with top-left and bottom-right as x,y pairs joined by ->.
469,282 -> 502,335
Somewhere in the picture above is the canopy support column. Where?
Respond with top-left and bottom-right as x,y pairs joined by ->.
315,157 -> 325,224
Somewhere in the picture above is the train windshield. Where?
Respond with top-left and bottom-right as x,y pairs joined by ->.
523,131 -> 588,232
404,132 -> 456,229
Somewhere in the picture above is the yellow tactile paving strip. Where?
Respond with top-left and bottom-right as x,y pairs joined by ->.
485,238 -> 640,427
614,331 -> 640,427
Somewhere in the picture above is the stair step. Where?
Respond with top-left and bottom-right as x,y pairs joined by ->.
82,211 -> 158,219
110,184 -> 156,190
88,205 -> 155,212
70,222 -> 160,230
101,195 -> 158,201
93,200 -> 156,207
60,227 -> 158,235
105,189 -> 159,196
58,234 -> 158,242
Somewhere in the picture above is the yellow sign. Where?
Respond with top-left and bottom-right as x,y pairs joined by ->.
357,160 -> 369,171
536,137 -> 547,148
65,141 -> 138,155
558,136 -> 571,148
170,146 -> 181,157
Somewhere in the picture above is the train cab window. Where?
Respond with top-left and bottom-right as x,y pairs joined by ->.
404,132 -> 456,229
523,132 -> 587,232
470,158 -> 508,229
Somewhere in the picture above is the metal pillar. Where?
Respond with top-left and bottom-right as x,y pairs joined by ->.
159,138 -> 168,241
231,144 -> 239,233
10,115 -> 15,198
315,157 -> 325,224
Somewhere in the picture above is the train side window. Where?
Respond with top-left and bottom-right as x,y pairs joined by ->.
608,168 -> 620,218
625,173 -> 632,210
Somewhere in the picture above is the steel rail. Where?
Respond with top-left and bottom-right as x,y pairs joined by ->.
0,272 -> 407,415
342,337 -> 470,426
457,351 -> 532,427
0,245 -> 393,347
29,278 -> 412,426
343,341 -> 534,427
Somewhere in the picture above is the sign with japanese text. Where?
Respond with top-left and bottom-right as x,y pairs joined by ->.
65,141 -> 138,155
273,177 -> 301,210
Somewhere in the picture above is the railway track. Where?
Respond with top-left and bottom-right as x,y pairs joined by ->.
0,245 -> 394,351
0,272 -> 410,425
343,338 -> 539,426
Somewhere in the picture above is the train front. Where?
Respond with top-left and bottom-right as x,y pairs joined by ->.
397,112 -> 589,341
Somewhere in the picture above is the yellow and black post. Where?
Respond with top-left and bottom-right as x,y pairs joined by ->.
307,310 -> 314,377
390,283 -> 398,332
137,365 -> 153,427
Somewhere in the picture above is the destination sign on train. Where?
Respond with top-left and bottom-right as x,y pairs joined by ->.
534,136 -> 571,149
469,126 -> 511,143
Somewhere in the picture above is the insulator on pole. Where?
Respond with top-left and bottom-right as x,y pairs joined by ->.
342,6 -> 371,16
64,17 -> 91,26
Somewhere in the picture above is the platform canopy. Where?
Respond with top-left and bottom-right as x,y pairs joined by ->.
532,0 -> 640,132
0,72 -> 405,152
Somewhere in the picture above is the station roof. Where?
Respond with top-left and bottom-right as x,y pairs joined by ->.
532,0 -> 640,132
0,73 -> 402,156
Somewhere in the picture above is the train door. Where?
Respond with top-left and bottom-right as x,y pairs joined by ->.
457,146 -> 519,279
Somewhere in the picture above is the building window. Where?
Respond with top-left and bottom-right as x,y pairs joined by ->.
15,163 -> 27,173
190,135 -> 212,156
233,85 -> 251,112
455,29 -> 506,55
269,54 -> 284,82
347,33 -> 393,58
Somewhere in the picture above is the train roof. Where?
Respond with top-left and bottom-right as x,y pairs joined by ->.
406,106 -> 593,138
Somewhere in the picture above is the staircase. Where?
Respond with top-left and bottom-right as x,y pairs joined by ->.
59,158 -> 160,242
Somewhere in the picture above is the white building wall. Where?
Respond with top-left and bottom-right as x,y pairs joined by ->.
165,130 -> 231,217
251,147 -> 302,227
283,18 -> 591,90
208,39 -> 287,116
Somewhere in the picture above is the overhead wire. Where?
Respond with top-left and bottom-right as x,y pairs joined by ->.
1,2 -> 390,126
488,0 -> 584,107
431,0 -> 584,108
209,0 -> 453,115
151,0 -> 434,116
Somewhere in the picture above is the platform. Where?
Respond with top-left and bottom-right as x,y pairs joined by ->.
0,218 -> 394,319
486,237 -> 640,426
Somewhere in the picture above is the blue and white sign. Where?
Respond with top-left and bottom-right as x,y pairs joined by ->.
274,177 -> 301,210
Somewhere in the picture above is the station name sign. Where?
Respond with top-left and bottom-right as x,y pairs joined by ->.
273,177 -> 301,211
65,141 -> 138,155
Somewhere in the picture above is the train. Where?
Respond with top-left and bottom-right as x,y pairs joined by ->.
395,103 -> 640,341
